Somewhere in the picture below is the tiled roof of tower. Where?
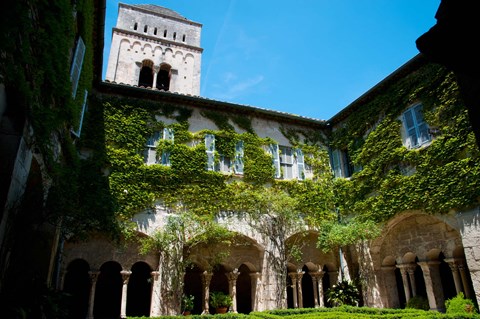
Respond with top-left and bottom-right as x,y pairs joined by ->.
132,4 -> 186,20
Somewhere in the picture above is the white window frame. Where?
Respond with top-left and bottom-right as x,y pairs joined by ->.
144,128 -> 174,165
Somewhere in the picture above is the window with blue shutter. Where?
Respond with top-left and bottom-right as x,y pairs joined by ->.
330,149 -> 342,178
402,103 -> 431,148
279,146 -> 294,179
70,37 -> 85,98
269,144 -> 281,178
145,131 -> 161,164
161,128 -> 174,165
205,134 -> 215,171
234,140 -> 244,174
296,149 -> 305,180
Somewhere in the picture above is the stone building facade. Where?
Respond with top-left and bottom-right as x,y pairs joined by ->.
105,3 -> 202,95
57,3 -> 480,319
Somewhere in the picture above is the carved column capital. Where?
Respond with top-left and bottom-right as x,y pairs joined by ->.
89,270 -> 100,283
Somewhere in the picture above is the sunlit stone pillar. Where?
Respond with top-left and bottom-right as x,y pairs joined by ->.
201,271 -> 213,314
406,265 -> 417,297
87,270 -> 100,319
418,261 -> 444,311
152,66 -> 159,89
120,270 -> 132,318
309,272 -> 319,307
250,272 -> 261,311
445,259 -> 463,294
458,263 -> 473,299
381,266 -> 400,308
227,269 -> 240,313
296,270 -> 305,308
288,272 -> 298,308
316,271 -> 325,307
150,271 -> 161,316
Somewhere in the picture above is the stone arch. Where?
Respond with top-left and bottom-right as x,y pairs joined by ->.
94,261 -> 123,318
63,259 -> 90,319
142,43 -> 153,56
126,261 -> 152,317
131,41 -> 142,53
138,59 -> 154,87
209,264 -> 229,314
156,63 -> 171,91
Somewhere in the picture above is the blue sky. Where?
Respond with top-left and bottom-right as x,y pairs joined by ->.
103,0 -> 440,120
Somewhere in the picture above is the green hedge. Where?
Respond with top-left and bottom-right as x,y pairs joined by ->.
128,305 -> 480,319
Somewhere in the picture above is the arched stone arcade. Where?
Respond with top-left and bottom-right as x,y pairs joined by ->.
374,212 -> 474,311
285,231 -> 339,309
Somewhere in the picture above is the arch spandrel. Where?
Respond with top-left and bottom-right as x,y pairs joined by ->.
370,212 -> 463,269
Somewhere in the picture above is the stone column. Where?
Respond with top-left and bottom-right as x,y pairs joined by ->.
250,272 -> 261,311
406,265 -> 417,297
458,263 -> 473,299
87,270 -> 100,319
288,272 -> 298,308
296,270 -> 305,308
397,265 -> 411,302
316,271 -> 325,307
201,271 -> 213,314
445,259 -> 463,295
120,270 -> 132,318
150,271 -> 161,316
381,266 -> 400,308
419,261 -> 444,311
227,269 -> 240,313
309,272 -> 320,307
152,66 -> 159,89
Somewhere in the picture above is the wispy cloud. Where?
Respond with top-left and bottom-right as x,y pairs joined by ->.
212,74 -> 264,101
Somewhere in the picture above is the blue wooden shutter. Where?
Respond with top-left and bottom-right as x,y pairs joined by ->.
270,144 -> 281,178
329,149 -> 342,178
70,37 -> 85,98
205,134 -> 215,171
234,140 -> 244,174
413,104 -> 430,145
403,108 -> 418,147
296,149 -> 305,180
161,128 -> 174,165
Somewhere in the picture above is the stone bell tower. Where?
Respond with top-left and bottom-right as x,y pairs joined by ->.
105,3 -> 203,95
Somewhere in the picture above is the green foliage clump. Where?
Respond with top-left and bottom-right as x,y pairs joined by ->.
445,293 -> 477,315
406,295 -> 430,310
325,279 -> 360,307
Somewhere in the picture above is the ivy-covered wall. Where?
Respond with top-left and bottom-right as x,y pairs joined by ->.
326,63 -> 480,243
82,95 -> 336,236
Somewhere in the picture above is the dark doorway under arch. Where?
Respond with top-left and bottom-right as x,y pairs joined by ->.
138,61 -> 154,87
301,265 -> 315,308
395,266 -> 406,308
127,262 -> 152,317
184,264 -> 203,314
156,64 -> 171,91
63,259 -> 90,319
236,264 -> 252,314
94,261 -> 122,319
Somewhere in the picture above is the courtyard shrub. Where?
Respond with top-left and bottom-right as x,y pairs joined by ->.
445,292 -> 477,314
406,295 -> 430,310
325,279 -> 360,306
